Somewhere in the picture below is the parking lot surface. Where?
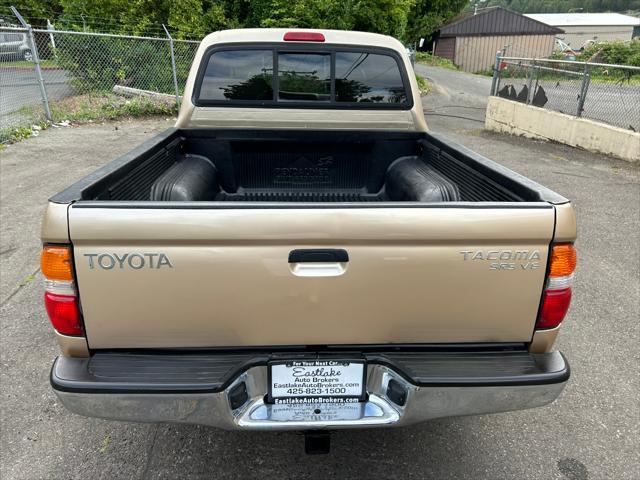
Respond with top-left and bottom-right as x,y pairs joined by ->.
1,67 -> 73,129
1,75 -> 639,479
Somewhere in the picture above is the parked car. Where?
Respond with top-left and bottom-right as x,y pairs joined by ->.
41,28 -> 576,454
0,31 -> 31,61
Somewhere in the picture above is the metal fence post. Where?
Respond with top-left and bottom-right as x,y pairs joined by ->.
162,24 -> 180,107
576,62 -> 590,117
525,60 -> 535,104
11,6 -> 52,122
490,51 -> 501,96
532,65 -> 540,104
46,19 -> 56,53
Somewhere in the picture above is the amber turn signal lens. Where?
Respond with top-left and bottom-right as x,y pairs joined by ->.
41,246 -> 73,281
549,244 -> 576,278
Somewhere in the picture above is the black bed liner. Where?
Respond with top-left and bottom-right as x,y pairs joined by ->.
220,191 -> 386,202
50,128 -> 568,205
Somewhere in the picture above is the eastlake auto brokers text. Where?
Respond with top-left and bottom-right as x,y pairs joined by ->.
273,363 -> 362,404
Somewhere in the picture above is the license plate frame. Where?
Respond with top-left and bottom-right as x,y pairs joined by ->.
267,359 -> 367,404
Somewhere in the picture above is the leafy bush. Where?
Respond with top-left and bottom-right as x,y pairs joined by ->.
581,40 -> 640,67
0,126 -> 35,145
415,73 -> 430,93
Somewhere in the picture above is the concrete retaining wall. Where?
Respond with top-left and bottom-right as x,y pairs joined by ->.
485,97 -> 640,163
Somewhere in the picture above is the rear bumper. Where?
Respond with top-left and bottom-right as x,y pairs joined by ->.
51,350 -> 569,430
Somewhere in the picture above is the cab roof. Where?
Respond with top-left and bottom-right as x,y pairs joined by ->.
199,28 -> 407,53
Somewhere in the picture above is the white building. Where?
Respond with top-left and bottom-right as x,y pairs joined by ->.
524,13 -> 640,50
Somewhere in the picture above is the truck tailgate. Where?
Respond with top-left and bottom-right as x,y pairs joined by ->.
69,204 -> 554,348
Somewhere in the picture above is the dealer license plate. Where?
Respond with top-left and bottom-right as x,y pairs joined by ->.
269,360 -> 366,404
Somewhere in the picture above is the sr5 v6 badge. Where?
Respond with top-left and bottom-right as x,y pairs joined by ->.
460,249 -> 541,271
84,253 -> 172,270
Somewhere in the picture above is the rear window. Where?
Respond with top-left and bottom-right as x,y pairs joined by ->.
335,52 -> 407,104
196,46 -> 410,108
278,52 -> 331,102
200,50 -> 273,101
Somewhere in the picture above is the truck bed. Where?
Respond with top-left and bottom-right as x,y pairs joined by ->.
51,128 -> 567,205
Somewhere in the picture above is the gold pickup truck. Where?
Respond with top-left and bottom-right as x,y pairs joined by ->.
41,29 -> 576,451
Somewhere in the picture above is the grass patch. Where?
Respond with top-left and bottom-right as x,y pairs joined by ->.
50,93 -> 178,123
497,69 -> 640,85
99,435 -> 110,454
415,52 -> 457,70
1,93 -> 177,145
0,125 -> 37,145
415,74 -> 431,94
2,59 -> 60,69
496,60 -> 640,84
589,75 -> 640,85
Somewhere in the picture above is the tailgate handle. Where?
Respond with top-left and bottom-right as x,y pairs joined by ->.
288,249 -> 349,263
288,249 -> 349,277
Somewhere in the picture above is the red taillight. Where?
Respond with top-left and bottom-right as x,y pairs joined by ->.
536,243 -> 577,330
538,288 -> 572,329
44,292 -> 83,336
283,32 -> 325,42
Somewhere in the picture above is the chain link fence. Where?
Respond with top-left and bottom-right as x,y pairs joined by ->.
1,18 -> 198,142
490,56 -> 640,132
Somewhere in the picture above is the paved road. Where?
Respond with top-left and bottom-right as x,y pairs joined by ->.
415,63 -> 491,131
1,76 -> 639,478
415,63 -> 640,131
566,82 -> 639,130
0,67 -> 73,125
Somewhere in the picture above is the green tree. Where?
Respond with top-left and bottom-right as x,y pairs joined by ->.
168,0 -> 206,37
249,0 -> 300,27
238,0 -> 420,40
202,3 -> 234,32
57,0 -> 169,35
405,0 -> 468,44
350,0 -> 416,39
0,0 -> 63,24
291,0 -> 355,30
5,0 -> 469,43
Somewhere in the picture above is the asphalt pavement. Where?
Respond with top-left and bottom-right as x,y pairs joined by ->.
0,67 -> 73,125
415,63 -> 492,130
1,67 -> 639,479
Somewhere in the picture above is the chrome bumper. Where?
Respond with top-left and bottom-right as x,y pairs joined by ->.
52,354 -> 568,430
